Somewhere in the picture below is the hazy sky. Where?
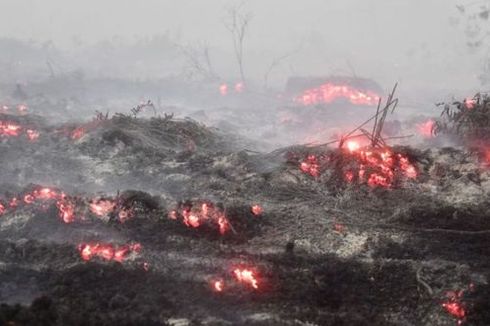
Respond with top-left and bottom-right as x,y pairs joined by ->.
0,0 -> 458,47
0,0 -> 484,91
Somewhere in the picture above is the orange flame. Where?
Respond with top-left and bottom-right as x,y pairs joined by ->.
416,120 -> 435,138
233,268 -> 258,289
219,84 -> 228,96
78,242 -> 141,262
300,155 -> 320,177
89,199 -> 116,217
26,129 -> 40,141
251,204 -> 263,216
213,280 -> 224,292
295,83 -> 380,106
0,121 -> 22,136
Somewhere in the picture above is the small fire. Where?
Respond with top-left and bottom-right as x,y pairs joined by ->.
219,84 -> 228,96
218,216 -> 229,235
465,98 -> 476,109
89,199 -> 116,216
299,147 -> 417,188
300,155 -> 320,177
17,104 -> 28,114
56,198 -> 76,223
168,210 -> 178,220
295,83 -> 380,106
416,120 -> 435,138
0,120 -> 22,137
23,194 -> 35,204
233,268 -> 259,289
26,129 -> 40,141
0,187 -> 79,223
183,210 -> 201,228
71,127 -> 85,140
78,242 -> 141,262
213,280 -> 224,292
251,204 -> 263,216
0,120 -> 40,141
89,198 -> 134,223
117,207 -> 133,223
9,197 -> 19,208
441,286 -> 474,324
333,223 -> 345,234
170,201 -> 231,235
235,82 -> 244,93
442,302 -> 466,320
346,140 -> 360,152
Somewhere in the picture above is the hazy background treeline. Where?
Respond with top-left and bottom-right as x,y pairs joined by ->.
0,0 -> 487,97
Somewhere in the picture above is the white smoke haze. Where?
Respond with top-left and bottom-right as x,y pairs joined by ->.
0,0 -> 487,149
0,1 -> 483,89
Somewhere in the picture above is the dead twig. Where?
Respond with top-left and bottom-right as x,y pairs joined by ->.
416,267 -> 434,296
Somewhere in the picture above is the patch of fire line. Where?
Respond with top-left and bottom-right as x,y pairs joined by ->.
168,201 -> 231,236
297,146 -> 417,188
78,242 -> 142,263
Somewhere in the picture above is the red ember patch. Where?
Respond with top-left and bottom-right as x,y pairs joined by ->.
233,268 -> 259,289
295,83 -> 380,106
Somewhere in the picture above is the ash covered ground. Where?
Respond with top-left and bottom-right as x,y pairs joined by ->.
0,80 -> 489,326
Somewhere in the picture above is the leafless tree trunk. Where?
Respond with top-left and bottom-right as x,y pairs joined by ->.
224,2 -> 253,85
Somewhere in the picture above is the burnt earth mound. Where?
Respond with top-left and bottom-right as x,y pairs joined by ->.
0,111 -> 489,325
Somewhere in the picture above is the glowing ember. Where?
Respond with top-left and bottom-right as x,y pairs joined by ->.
34,188 -> 60,200
333,223 -> 345,234
78,242 -> 141,262
118,207 -> 133,223
213,280 -> 224,292
168,210 -> 178,220
442,302 -> 466,319
233,268 -> 258,289
416,120 -> 435,138
71,127 -> 85,140
0,121 -> 22,137
295,83 -> 380,106
398,154 -> 417,179
441,287 -> 472,324
26,129 -> 40,141
299,147 -> 417,188
23,194 -> 35,204
345,171 -> 354,182
9,197 -> 18,208
300,155 -> 320,177
17,104 -> 28,113
465,98 -> 476,109
346,140 -> 360,152
56,198 -> 75,223
89,199 -> 116,216
171,201 -> 231,235
235,82 -> 244,93
251,204 -> 263,216
183,210 -> 201,228
218,216 -> 229,235
0,203 -> 5,215
219,84 -> 228,96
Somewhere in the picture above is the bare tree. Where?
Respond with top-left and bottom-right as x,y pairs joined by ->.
223,2 -> 253,85
263,41 -> 304,90
177,41 -> 220,81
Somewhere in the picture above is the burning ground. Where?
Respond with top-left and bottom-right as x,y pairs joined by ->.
0,106 -> 489,325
